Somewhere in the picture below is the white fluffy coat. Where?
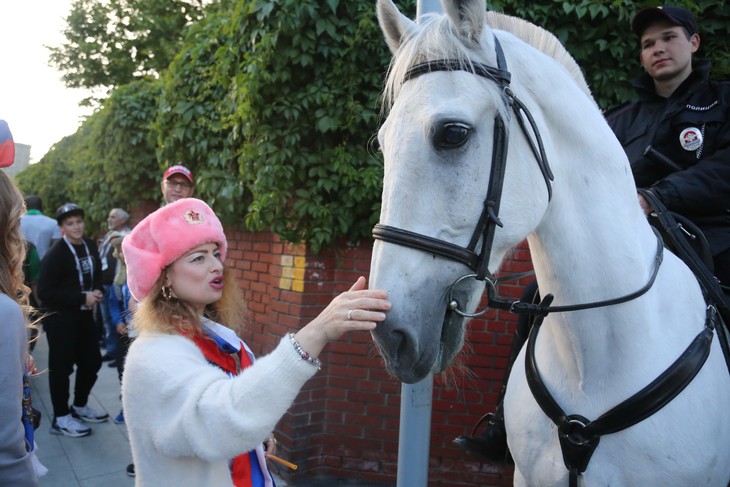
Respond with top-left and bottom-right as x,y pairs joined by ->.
122,334 -> 317,486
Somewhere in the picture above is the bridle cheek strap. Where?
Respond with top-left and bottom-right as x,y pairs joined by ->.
471,114 -> 508,280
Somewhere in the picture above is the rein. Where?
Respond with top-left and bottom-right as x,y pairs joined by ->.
446,228 -> 665,318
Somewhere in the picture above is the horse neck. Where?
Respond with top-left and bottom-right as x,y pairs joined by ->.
523,147 -> 669,384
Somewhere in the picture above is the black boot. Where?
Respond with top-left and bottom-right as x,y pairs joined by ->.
453,407 -> 512,464
453,280 -> 539,465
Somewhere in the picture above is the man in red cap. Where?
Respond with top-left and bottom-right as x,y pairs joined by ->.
161,164 -> 195,204
124,163 -> 196,477
607,6 -> 730,291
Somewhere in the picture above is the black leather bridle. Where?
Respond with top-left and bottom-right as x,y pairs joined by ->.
372,37 -> 554,284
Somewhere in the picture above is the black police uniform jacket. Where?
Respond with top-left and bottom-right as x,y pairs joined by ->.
606,59 -> 730,256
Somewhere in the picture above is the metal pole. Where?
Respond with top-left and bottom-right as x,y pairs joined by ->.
416,0 -> 442,22
396,374 -> 434,487
395,3 -> 442,486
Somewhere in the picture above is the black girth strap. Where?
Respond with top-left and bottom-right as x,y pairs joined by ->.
526,297 -> 718,487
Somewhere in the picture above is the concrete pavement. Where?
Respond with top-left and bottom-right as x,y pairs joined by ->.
29,332 -> 290,487
30,332 -> 135,487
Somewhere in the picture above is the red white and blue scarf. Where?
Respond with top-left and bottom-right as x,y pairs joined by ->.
187,321 -> 276,487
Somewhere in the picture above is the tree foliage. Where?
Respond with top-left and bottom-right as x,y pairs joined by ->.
153,11 -> 245,221
155,0 -> 415,251
16,80 -> 162,233
49,0 -> 206,91
492,0 -> 730,110
15,136 -> 76,216
223,0 -> 413,251
21,0 -> 730,249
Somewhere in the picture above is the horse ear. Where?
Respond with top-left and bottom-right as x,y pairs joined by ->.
377,0 -> 416,54
442,0 -> 486,44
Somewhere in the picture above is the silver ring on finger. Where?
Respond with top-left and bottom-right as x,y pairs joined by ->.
347,309 -> 354,321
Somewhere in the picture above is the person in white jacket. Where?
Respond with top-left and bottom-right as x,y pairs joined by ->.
121,198 -> 391,486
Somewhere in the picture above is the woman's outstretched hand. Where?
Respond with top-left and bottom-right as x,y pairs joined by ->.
293,277 -> 390,359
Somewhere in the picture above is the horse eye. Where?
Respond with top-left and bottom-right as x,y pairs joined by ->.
434,123 -> 471,149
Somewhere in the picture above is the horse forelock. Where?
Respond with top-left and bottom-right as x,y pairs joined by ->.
381,10 -> 595,111
382,13 -> 496,110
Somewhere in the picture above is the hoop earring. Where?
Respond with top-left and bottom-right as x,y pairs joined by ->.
162,285 -> 174,300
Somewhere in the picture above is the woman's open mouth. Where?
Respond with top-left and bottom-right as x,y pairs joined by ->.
209,277 -> 224,290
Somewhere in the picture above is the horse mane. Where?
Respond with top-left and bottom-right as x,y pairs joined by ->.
485,11 -> 592,97
382,10 -> 593,109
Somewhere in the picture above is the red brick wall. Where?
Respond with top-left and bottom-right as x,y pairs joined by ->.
225,226 -> 535,486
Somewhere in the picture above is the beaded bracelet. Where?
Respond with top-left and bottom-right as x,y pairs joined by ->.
288,333 -> 322,370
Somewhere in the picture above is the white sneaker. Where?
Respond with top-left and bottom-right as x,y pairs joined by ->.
71,404 -> 109,423
51,414 -> 92,438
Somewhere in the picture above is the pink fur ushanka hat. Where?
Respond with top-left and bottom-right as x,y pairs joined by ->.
122,198 -> 227,301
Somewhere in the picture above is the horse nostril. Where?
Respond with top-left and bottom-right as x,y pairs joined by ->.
389,329 -> 412,365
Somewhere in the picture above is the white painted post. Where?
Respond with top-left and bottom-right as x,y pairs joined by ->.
416,0 -> 442,23
395,1 -> 442,482
396,374 -> 434,487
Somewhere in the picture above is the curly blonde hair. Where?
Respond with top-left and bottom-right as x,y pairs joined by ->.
132,267 -> 247,336
0,172 -> 32,327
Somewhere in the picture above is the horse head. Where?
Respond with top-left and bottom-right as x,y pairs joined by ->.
370,0 -> 561,383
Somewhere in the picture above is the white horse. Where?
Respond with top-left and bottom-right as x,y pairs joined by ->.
369,0 -> 730,485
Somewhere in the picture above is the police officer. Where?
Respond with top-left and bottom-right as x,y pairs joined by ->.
455,6 -> 730,463
607,6 -> 730,290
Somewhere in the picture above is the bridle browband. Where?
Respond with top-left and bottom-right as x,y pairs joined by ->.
373,37 -> 553,283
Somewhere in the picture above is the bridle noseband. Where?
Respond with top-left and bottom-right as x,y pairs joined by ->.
372,37 -> 553,284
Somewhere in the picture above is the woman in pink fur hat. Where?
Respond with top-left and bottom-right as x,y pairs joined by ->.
121,198 -> 390,487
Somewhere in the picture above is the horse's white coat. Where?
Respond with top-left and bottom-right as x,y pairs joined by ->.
370,0 -> 730,485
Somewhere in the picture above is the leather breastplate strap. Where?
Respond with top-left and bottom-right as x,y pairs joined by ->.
525,295 -> 718,487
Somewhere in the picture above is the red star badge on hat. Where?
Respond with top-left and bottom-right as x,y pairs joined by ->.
184,209 -> 204,224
